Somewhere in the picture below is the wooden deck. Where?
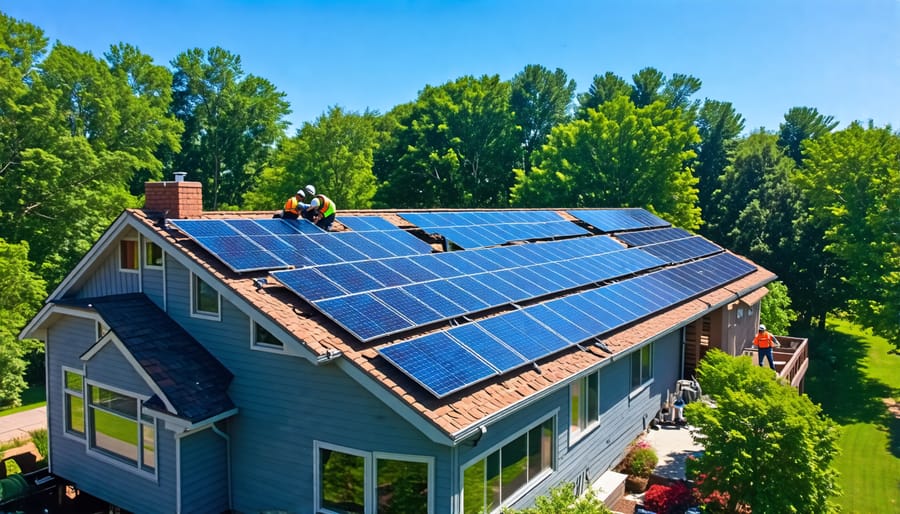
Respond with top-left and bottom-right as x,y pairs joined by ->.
742,335 -> 809,391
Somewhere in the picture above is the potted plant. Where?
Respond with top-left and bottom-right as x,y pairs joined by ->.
617,440 -> 658,493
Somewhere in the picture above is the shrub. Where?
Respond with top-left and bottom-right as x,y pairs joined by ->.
628,447 -> 658,478
643,481 -> 693,514
28,428 -> 48,459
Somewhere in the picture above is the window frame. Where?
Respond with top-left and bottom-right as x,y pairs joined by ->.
61,366 -> 85,440
460,412 -> 557,514
630,342 -> 654,393
313,441 -> 435,514
251,320 -> 284,352
118,239 -> 140,273
84,380 -> 157,479
569,369 -> 600,444
144,240 -> 164,269
190,272 -> 221,321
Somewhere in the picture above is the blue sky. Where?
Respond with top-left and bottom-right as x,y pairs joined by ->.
4,0 -> 899,134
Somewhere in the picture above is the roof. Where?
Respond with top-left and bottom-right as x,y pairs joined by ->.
128,208 -> 775,439
57,293 -> 235,423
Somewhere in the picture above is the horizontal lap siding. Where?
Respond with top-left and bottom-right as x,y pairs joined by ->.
85,343 -> 153,397
47,316 -> 177,514
180,427 -> 229,514
165,260 -> 451,513
143,266 -> 165,309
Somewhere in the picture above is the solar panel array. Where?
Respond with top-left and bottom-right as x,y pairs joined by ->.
171,218 -> 432,273
398,211 -> 590,249
567,209 -> 670,232
379,252 -> 757,397
617,227 -> 692,247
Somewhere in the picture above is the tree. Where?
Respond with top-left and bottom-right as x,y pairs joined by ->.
169,46 -> 290,209
686,350 -> 840,513
510,65 -> 576,174
759,281 -> 798,335
693,99 -> 745,218
630,67 -> 666,108
777,107 -> 838,166
576,71 -> 630,119
0,239 -> 46,406
244,106 -> 380,210
374,75 -> 519,208
799,122 -> 900,345
512,96 -> 702,230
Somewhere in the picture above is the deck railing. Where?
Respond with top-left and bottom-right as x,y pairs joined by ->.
741,335 -> 809,390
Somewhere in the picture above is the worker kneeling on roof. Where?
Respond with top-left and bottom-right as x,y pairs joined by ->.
302,184 -> 337,231
275,188 -> 309,220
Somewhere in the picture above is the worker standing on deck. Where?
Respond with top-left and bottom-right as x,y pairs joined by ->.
753,324 -> 780,370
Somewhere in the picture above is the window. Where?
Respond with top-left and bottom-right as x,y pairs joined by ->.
145,241 -> 163,268
253,322 -> 283,350
463,417 -> 554,514
630,343 -> 654,390
87,384 -> 155,472
315,443 -> 432,514
570,371 -> 600,440
119,240 -> 139,271
191,273 -> 220,319
63,369 -> 84,437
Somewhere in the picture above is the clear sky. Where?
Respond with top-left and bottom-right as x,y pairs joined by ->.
4,0 -> 899,134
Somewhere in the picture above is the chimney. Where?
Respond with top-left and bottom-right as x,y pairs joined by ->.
145,173 -> 203,219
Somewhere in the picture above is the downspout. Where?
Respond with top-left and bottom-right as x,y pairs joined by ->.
211,423 -> 233,512
451,443 -> 459,513
680,326 -> 686,379
175,432 -> 183,514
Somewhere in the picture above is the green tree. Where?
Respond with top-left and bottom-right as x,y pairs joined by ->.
169,46 -> 290,209
686,350 -> 840,513
374,75 -> 520,208
693,99 -> 744,218
507,483 -> 611,514
629,67 -> 666,108
777,106 -> 838,166
0,239 -> 46,406
510,65 -> 576,174
576,71 -> 630,118
799,122 -> 900,345
512,96 -> 701,230
759,281 -> 798,335
244,106 -> 380,210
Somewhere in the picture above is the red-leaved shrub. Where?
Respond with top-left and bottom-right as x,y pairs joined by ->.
643,481 -> 693,514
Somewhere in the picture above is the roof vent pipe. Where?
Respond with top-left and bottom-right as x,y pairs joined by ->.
174,172 -> 187,182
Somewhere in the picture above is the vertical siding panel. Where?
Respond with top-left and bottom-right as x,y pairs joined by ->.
180,427 -> 229,514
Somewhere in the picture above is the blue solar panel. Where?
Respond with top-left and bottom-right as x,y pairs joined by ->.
379,332 -> 497,398
398,211 -> 589,249
363,231 -> 433,256
472,273 -> 530,302
639,237 -> 722,263
525,303 -> 594,344
170,220 -> 239,237
315,294 -> 412,341
553,297 -> 614,334
449,323 -> 526,372
402,283 -> 467,318
317,265 -> 383,294
372,288 -> 442,325
353,260 -> 411,288
449,276 -> 509,307
386,257 -> 440,282
424,280 -> 491,312
332,232 -> 397,260
617,227 -> 692,247
281,218 -> 325,234
273,267 -> 347,301
340,216 -> 400,232
567,209 -> 670,232
479,311 -> 569,360
252,218 -> 309,235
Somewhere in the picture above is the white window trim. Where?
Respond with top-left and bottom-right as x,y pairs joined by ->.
568,371 -> 601,446
460,411 -> 558,514
118,238 -> 140,273
61,366 -> 85,442
314,441 -> 372,514
372,451 -> 435,514
190,272 -> 221,321
84,379 -> 158,482
251,320 -> 283,353
143,238 -> 164,270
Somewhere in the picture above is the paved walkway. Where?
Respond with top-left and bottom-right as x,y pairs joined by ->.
0,406 -> 47,444
644,424 -> 703,481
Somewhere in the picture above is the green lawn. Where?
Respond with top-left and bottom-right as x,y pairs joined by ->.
0,384 -> 46,417
805,319 -> 900,514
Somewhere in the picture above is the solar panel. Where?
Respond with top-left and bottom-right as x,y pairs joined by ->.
340,216 -> 400,232
401,283 -> 468,318
331,232 -> 397,260
379,332 -> 497,398
638,237 -> 722,264
448,323 -> 526,372
314,294 -> 412,341
371,288 -> 442,325
398,211 -> 590,249
617,227 -> 692,247
567,208 -> 671,232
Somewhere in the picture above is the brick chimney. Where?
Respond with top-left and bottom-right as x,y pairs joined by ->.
144,173 -> 203,219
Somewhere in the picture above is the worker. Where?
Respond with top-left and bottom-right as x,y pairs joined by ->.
305,185 -> 337,230
753,324 -> 780,370
275,189 -> 309,220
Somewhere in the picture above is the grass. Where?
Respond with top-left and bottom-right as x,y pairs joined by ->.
0,384 -> 46,417
804,318 -> 900,514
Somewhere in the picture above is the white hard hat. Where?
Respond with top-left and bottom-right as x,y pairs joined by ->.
759,324 -> 766,331
296,189 -> 306,199
304,184 -> 316,197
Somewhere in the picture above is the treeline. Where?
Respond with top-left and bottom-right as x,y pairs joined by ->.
1,11 -> 898,404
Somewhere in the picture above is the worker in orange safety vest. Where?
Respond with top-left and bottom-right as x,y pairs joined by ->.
752,324 -> 780,370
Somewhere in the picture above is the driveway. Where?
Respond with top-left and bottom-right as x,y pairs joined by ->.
0,406 -> 47,444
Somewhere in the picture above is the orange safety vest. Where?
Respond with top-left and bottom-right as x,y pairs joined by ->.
284,196 -> 301,215
753,331 -> 776,349
312,194 -> 335,217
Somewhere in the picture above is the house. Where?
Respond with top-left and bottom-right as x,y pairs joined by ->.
21,177 -> 786,514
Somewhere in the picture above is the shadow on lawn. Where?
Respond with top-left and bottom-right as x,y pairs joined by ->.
803,326 -> 900,459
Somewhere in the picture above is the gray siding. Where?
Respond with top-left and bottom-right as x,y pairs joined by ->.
455,331 -> 682,512
46,315 -> 178,514
180,426 -> 229,514
164,259 -> 452,513
84,343 -> 153,397
76,246 -> 140,298
142,266 -> 165,310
